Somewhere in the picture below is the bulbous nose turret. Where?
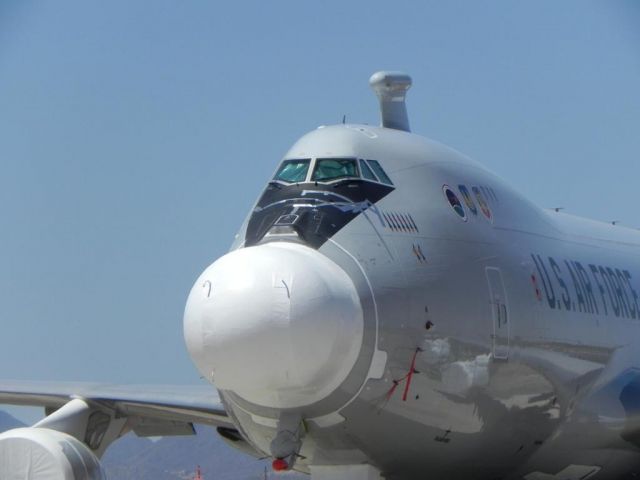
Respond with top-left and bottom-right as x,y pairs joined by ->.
183,243 -> 363,409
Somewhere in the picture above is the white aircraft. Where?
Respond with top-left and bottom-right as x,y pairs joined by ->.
1,71 -> 639,480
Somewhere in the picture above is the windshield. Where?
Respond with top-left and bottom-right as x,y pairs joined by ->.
274,159 -> 310,183
359,159 -> 378,181
366,160 -> 393,185
311,158 -> 358,182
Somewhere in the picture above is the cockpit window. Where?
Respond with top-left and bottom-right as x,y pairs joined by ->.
311,158 -> 358,182
366,160 -> 393,185
274,159 -> 310,183
359,159 -> 378,181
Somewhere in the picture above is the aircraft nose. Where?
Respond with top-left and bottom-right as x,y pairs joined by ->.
183,243 -> 364,409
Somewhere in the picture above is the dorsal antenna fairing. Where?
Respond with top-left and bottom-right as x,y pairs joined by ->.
369,71 -> 413,132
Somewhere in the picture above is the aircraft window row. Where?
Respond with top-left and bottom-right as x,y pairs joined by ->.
273,158 -> 393,185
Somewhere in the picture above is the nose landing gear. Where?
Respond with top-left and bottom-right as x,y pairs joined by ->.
268,412 -> 383,479
270,412 -> 302,472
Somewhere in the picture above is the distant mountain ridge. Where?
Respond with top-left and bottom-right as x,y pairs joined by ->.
102,425 -> 277,480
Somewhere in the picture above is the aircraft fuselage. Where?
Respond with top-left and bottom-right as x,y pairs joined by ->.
184,117 -> 640,479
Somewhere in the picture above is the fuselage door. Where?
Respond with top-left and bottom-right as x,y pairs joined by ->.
486,267 -> 509,360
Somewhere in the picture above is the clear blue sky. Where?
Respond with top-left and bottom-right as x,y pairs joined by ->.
1,1 -> 639,424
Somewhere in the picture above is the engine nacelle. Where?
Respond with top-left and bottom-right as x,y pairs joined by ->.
0,427 -> 106,479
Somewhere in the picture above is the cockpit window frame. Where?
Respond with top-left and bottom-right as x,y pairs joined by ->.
359,159 -> 379,182
365,159 -> 393,185
272,157 -> 394,186
310,157 -> 360,184
273,158 -> 312,184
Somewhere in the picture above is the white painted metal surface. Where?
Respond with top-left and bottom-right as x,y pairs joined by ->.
0,428 -> 105,480
184,242 -> 364,409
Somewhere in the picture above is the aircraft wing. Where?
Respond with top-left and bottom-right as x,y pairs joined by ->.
0,380 -> 232,435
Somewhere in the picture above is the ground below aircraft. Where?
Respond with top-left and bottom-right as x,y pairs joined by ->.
2,71 -> 640,480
